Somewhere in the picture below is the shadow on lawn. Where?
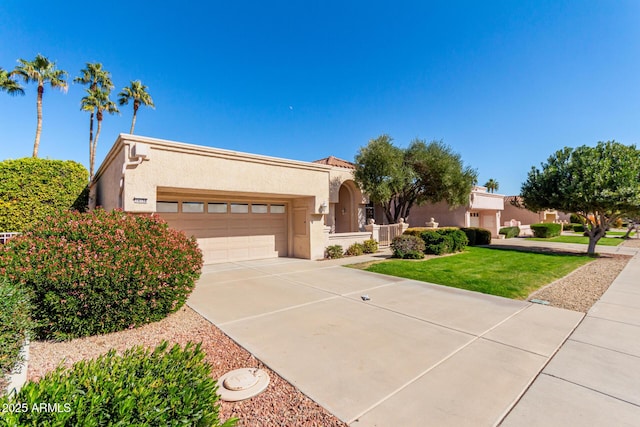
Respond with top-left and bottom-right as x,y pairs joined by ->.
478,243 -> 599,257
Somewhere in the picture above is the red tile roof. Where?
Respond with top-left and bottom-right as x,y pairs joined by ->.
313,155 -> 356,169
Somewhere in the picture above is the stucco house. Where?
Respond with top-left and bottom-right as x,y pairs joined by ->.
396,186 -> 505,237
502,196 -> 571,226
92,135 -> 368,264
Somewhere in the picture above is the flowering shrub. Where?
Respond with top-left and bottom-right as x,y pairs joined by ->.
0,209 -> 203,340
0,341 -> 237,426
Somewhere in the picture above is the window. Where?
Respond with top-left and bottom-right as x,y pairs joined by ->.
251,204 -> 268,213
230,203 -> 249,213
156,201 -> 178,213
182,202 -> 204,213
270,204 -> 286,214
208,203 -> 227,213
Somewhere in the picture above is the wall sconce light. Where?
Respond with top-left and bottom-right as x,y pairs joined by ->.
320,201 -> 328,213
341,207 -> 347,215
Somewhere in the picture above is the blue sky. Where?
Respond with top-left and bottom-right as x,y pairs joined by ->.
1,0 -> 639,195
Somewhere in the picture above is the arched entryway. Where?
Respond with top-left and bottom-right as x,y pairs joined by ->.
334,181 -> 358,233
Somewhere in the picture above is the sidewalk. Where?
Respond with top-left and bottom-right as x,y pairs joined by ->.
500,249 -> 640,426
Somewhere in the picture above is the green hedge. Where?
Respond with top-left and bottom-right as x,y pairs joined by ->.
531,223 -> 562,238
0,277 -> 35,392
460,227 -> 492,245
572,224 -> 585,233
418,228 -> 468,255
0,158 -> 88,232
391,235 -> 425,259
499,226 -> 520,239
0,209 -> 203,341
0,341 -> 237,426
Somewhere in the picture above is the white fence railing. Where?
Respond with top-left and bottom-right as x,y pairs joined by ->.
0,232 -> 20,244
377,223 -> 405,247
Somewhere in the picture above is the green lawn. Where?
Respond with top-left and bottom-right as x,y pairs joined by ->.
605,231 -> 636,237
529,236 -> 623,246
358,247 -> 593,299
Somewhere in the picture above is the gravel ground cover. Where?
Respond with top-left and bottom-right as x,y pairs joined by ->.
25,240 -> 637,425
26,306 -> 346,427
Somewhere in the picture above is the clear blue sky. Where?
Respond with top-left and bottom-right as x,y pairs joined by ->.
1,0 -> 639,195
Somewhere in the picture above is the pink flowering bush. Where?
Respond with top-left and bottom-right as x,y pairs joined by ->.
0,209 -> 203,340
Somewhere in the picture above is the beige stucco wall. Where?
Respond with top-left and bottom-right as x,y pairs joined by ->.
93,134 -> 333,260
93,145 -> 126,210
107,135 -> 331,214
408,201 -> 468,228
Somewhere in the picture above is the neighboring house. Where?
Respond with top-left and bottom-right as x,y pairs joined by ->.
502,196 -> 570,226
93,135 -> 367,264
399,186 -> 505,237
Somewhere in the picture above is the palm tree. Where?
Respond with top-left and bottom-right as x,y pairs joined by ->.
81,89 -> 119,180
118,80 -> 154,134
75,63 -> 114,178
0,67 -> 24,95
13,54 -> 68,157
484,178 -> 499,193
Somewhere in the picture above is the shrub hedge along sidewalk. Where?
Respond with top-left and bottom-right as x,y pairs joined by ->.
0,208 -> 203,341
0,341 -> 237,427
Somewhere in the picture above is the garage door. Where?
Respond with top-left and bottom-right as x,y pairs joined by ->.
156,199 -> 288,264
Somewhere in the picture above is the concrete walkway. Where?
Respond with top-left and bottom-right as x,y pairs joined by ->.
188,254 -> 585,426
501,246 -> 640,426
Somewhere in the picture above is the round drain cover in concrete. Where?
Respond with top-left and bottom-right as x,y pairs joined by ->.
217,368 -> 269,401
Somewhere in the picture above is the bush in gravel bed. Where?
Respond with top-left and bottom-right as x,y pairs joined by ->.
325,245 -> 344,259
362,239 -> 379,254
0,209 -> 203,341
0,277 -> 35,392
0,341 -> 237,426
345,242 -> 365,256
391,235 -> 425,259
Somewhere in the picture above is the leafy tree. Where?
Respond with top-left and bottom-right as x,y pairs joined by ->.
0,67 -> 24,96
354,135 -> 477,224
74,63 -> 114,179
520,141 -> 640,254
81,88 -> 119,180
12,54 -> 68,157
118,80 -> 154,134
484,178 -> 499,193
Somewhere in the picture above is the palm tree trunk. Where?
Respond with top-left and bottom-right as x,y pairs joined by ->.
91,113 -> 102,181
33,83 -> 44,157
88,112 -> 94,180
130,103 -> 139,134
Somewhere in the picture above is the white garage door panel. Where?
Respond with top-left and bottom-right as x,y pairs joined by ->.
157,202 -> 288,263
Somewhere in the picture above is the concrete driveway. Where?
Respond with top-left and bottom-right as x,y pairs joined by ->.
188,257 -> 583,426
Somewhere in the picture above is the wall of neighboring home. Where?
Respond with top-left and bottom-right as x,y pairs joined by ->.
502,201 -> 544,225
408,201 -> 468,228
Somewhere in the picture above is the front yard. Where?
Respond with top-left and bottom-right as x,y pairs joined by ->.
353,247 -> 594,299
